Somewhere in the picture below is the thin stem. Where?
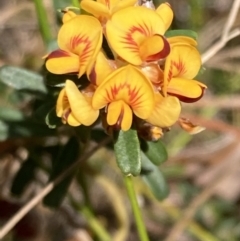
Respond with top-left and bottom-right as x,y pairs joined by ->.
70,196 -> 111,241
124,175 -> 149,241
201,0 -> 240,64
221,0 -> 240,41
81,206 -> 112,241
33,0 -> 53,47
201,28 -> 240,64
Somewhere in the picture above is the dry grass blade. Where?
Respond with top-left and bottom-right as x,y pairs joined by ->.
201,0 -> 240,64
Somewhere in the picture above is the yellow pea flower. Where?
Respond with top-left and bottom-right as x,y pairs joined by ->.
56,80 -> 99,126
106,6 -> 171,65
156,3 -> 174,31
163,44 -> 207,102
80,0 -> 137,23
146,93 -> 181,128
168,36 -> 198,47
45,15 -> 102,78
61,9 -> 78,23
88,51 -> 117,86
92,65 -> 155,131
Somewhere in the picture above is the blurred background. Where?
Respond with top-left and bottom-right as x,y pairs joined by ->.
0,0 -> 240,240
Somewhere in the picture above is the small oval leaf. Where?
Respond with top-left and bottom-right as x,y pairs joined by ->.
165,29 -> 198,40
114,129 -> 141,176
0,107 -> 24,121
141,140 -> 168,165
0,65 -> 47,93
43,137 -> 80,208
0,120 -> 8,141
141,152 -> 169,200
11,158 -> 36,196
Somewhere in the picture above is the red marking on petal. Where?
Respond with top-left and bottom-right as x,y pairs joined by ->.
69,35 -> 92,63
89,65 -> 97,85
105,0 -> 110,9
116,105 -> 124,129
47,49 -> 71,59
107,81 -> 143,107
171,59 -> 187,76
105,88 -> 112,102
167,64 -> 173,83
146,36 -> 170,62
62,108 -> 71,123
121,24 -> 151,52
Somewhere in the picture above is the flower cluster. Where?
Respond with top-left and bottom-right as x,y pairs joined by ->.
45,0 -> 206,139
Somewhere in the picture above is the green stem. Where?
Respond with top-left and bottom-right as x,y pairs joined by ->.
33,0 -> 53,47
124,175 -> 149,241
70,196 -> 111,241
81,206 -> 111,241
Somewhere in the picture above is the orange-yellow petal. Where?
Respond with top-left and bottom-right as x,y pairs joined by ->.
62,10 -> 77,23
107,100 -> 122,126
167,77 -> 207,102
81,0 -> 137,20
166,45 -> 201,80
156,3 -> 173,30
80,0 -> 110,19
65,80 -> 99,125
56,88 -> 68,117
56,88 -> 82,126
146,94 -> 181,127
139,35 -> 170,62
65,112 -> 82,126
112,0 -> 137,13
163,45 -> 201,95
46,50 -> 79,74
168,36 -> 197,47
140,64 -> 164,85
106,6 -> 166,65
58,15 -> 102,77
88,51 -> 116,86
92,65 -> 155,119
107,100 -> 132,131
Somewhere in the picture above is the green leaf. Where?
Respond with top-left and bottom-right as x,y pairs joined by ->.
0,82 -> 33,105
114,129 -> 141,176
141,152 -> 169,200
0,119 -> 55,141
141,140 -> 168,166
53,0 -> 77,10
11,157 -> 36,196
0,65 -> 47,93
43,137 -> 80,208
45,107 -> 62,129
165,29 -> 198,40
0,120 -> 9,141
0,107 -> 24,121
